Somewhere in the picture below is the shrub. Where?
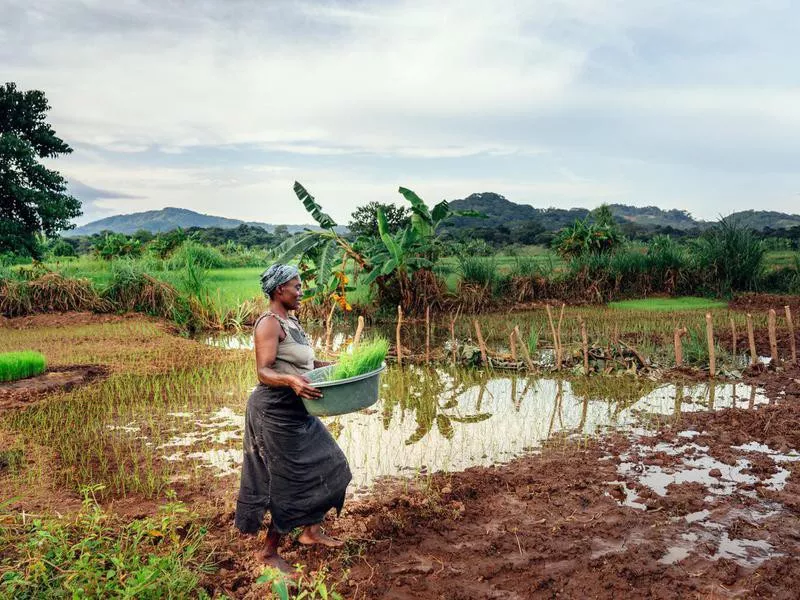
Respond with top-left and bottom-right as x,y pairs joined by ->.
331,337 -> 388,380
92,233 -> 142,260
0,351 -> 46,382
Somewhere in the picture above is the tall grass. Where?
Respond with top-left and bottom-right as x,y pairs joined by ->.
0,351 -> 46,382
692,217 -> 765,296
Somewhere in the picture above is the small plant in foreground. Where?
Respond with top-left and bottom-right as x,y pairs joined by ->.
331,337 -> 388,380
0,350 -> 46,382
256,565 -> 344,600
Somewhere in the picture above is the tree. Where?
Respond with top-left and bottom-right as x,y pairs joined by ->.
1,82 -> 81,257
347,202 -> 411,239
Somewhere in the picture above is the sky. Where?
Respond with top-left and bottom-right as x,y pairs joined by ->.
3,0 -> 799,226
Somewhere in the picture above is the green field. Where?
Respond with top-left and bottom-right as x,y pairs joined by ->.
608,297 -> 728,312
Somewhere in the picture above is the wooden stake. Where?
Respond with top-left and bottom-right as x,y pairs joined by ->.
786,305 -> 797,365
425,305 -> 431,363
514,325 -> 535,371
396,305 -> 403,369
730,317 -> 737,359
449,314 -> 457,366
509,329 -> 518,363
352,315 -> 365,349
557,303 -> 565,369
746,313 -> 757,365
706,313 -> 715,378
324,303 -> 336,354
768,308 -> 779,364
674,327 -> 686,367
545,305 -> 560,370
474,319 -> 488,365
580,318 -> 589,375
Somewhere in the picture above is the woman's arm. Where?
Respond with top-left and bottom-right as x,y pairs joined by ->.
254,317 -> 322,399
313,359 -> 334,368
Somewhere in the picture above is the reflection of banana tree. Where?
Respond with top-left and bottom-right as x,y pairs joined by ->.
381,367 -> 493,445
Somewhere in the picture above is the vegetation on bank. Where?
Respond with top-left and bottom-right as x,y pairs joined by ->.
0,489 -> 214,599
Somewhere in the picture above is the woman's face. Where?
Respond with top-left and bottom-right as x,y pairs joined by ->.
275,277 -> 302,310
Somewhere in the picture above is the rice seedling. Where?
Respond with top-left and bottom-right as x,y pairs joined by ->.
0,350 -> 46,382
331,337 -> 388,380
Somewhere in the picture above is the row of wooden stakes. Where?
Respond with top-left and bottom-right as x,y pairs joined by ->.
328,304 -> 798,377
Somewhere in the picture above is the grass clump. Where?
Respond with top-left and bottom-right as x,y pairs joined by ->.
0,351 -> 46,382
331,338 -> 388,381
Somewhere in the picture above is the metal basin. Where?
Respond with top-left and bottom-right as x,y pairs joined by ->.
302,363 -> 386,416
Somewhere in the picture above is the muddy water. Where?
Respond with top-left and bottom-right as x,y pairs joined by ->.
114,364 -> 769,491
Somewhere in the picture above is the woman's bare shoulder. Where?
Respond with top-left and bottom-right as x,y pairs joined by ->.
254,314 -> 284,341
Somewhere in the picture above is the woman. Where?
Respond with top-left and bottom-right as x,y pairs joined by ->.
235,264 -> 352,572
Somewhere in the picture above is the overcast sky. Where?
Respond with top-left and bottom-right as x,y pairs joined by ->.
4,0 -> 799,225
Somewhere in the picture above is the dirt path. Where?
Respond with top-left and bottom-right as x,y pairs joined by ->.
0,365 -> 109,410
206,365 -> 800,599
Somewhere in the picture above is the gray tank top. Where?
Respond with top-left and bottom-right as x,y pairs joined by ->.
254,311 -> 315,377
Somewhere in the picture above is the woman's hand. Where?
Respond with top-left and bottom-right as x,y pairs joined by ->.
288,375 -> 324,400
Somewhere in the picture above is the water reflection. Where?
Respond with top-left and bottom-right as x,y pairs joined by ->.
114,366 -> 769,491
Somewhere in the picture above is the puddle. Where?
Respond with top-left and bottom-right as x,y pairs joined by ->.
106,366 -> 768,490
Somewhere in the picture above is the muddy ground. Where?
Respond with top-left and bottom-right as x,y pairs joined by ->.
3,310 -> 800,598
205,364 -> 800,599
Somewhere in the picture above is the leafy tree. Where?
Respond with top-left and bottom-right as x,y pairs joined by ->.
0,82 -> 81,257
347,202 -> 411,239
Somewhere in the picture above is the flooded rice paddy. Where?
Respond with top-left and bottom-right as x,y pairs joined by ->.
106,363 -> 769,492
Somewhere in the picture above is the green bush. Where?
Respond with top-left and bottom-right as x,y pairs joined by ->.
331,338 -> 388,380
0,351 -> 46,382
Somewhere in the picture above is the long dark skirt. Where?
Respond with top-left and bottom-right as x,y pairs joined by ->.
234,383 -> 352,534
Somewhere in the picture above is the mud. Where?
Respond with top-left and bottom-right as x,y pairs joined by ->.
730,293 -> 800,315
205,365 -> 800,599
0,365 -> 109,410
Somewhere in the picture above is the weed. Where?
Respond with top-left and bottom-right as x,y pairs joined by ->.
256,565 -> 344,600
0,485 -> 214,599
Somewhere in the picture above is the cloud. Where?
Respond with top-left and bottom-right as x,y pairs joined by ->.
3,0 -> 800,222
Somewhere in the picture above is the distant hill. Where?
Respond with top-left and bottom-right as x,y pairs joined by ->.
446,193 -> 800,233
66,200 -> 800,239
66,207 -> 342,237
722,210 -> 800,230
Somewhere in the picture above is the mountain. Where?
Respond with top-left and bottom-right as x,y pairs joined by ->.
446,193 -> 800,233
66,207 -> 337,237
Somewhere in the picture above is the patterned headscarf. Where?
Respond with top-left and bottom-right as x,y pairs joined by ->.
260,264 -> 300,298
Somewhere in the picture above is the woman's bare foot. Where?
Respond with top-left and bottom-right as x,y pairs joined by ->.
298,524 -> 345,548
255,524 -> 296,576
256,549 -> 295,576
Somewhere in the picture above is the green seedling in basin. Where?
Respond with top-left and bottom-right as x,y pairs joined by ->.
331,338 -> 388,381
0,351 -> 46,382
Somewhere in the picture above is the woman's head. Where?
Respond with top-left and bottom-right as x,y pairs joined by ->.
260,264 -> 302,308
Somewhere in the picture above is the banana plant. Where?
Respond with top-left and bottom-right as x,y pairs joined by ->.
271,182 -> 367,302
